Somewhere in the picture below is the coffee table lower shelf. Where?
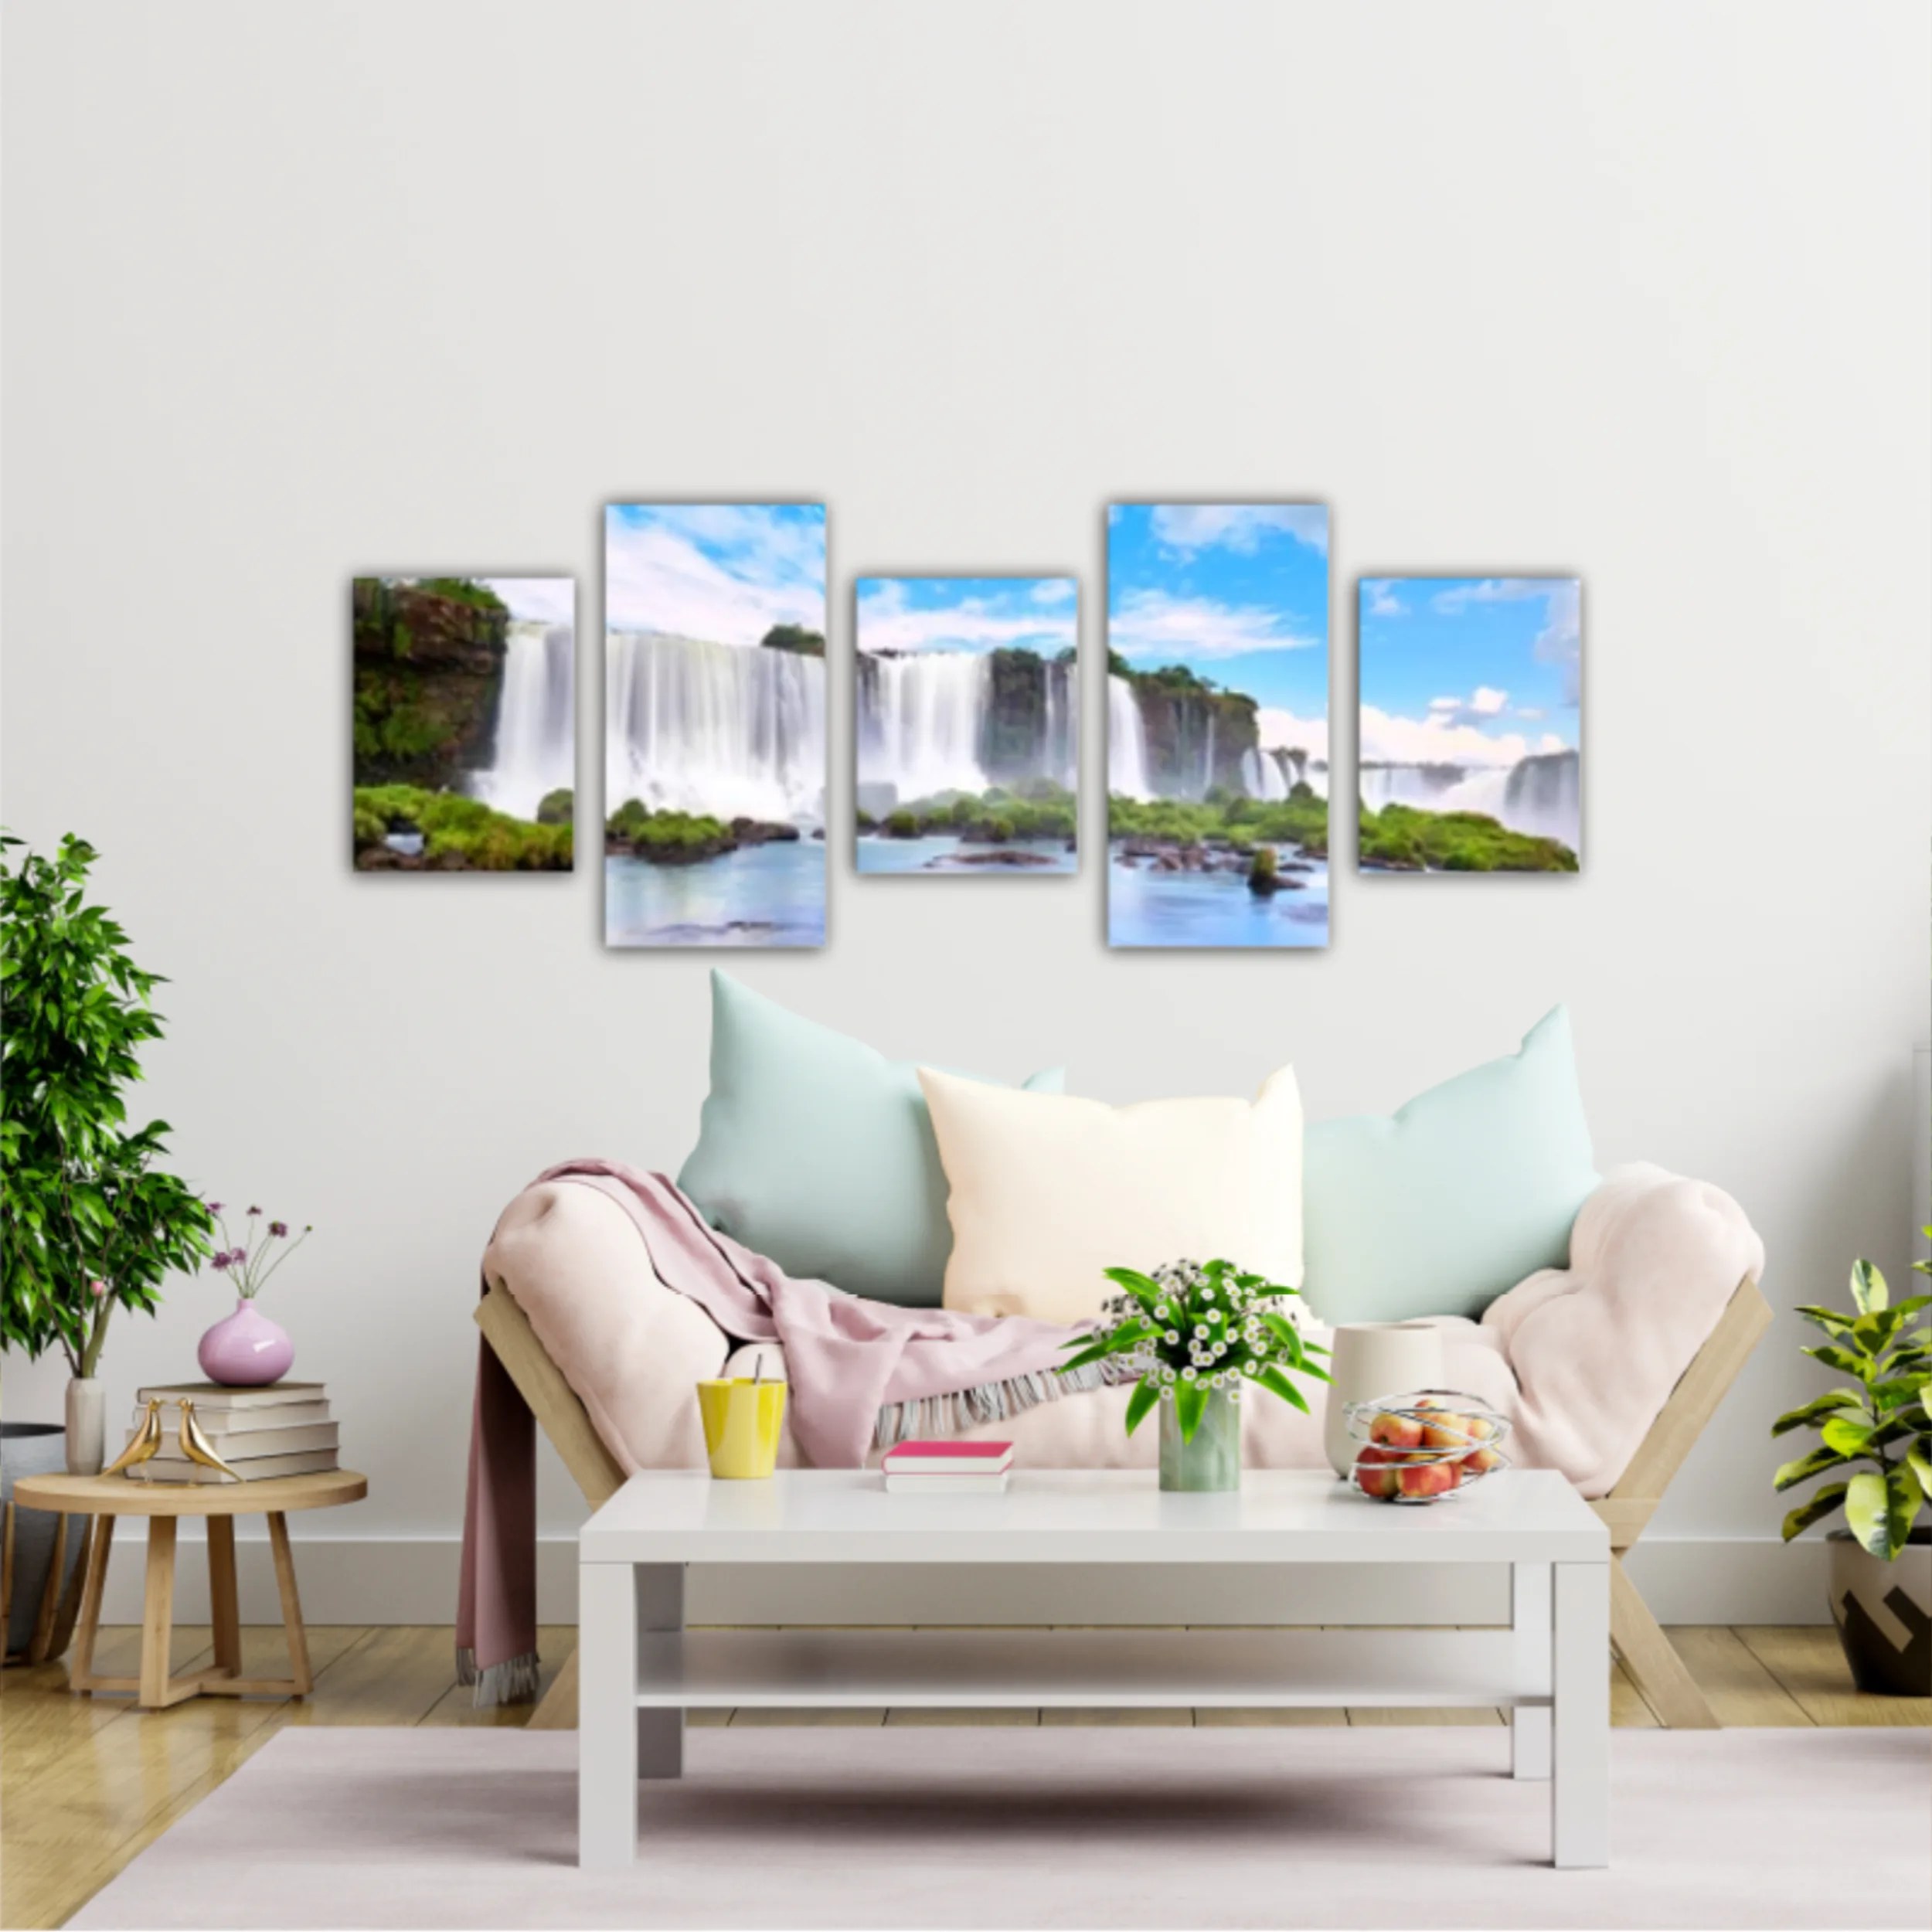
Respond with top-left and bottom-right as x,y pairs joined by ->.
634,1627 -> 1543,1709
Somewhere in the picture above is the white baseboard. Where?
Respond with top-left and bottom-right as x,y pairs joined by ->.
88,1531 -> 1832,1628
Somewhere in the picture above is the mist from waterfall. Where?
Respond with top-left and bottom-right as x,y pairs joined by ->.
469,621 -> 575,821
606,631 -> 827,826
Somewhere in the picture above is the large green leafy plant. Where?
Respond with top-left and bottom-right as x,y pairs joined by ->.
1,834 -> 213,1378
1061,1258 -> 1330,1441
1774,1237 -> 1932,1559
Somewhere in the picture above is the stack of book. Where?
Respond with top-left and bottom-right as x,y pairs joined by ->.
880,1439 -> 1012,1495
126,1383 -> 338,1483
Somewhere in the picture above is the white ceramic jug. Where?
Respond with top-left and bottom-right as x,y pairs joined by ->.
1322,1321 -> 1446,1477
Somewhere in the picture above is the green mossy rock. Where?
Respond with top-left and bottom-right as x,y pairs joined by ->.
352,578 -> 510,790
353,784 -> 573,872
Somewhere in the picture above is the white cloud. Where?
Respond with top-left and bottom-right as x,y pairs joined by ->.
1364,579 -> 1407,617
1468,685 -> 1508,716
1532,580 -> 1583,705
481,577 -> 574,626
604,510 -> 824,645
857,581 -> 1075,655
1108,589 -> 1319,662
1431,577 -> 1553,614
1256,706 -> 1329,764
1029,580 -> 1077,606
1359,704 -> 1550,767
1149,504 -> 1328,558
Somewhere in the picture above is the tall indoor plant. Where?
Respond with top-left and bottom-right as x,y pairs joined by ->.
1773,1241 -> 1931,1694
1,833 -> 213,1472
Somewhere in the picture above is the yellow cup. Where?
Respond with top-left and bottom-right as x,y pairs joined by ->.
696,1378 -> 787,1480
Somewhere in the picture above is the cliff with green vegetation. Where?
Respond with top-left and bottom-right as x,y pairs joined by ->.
352,578 -> 509,789
760,624 -> 825,658
858,779 -> 1076,846
1115,661 -> 1259,794
353,784 -> 573,871
1357,801 -> 1577,872
980,648 -> 1077,782
1108,787 -> 1327,859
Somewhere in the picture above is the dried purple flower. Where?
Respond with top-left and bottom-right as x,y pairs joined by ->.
268,1220 -> 288,1239
212,1252 -> 231,1271
207,1201 -> 225,1213
247,1206 -> 263,1217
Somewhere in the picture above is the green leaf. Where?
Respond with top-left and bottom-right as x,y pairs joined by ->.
1843,1470 -> 1893,1557
1802,1344 -> 1872,1382
1795,1304 -> 1859,1337
1781,1481 -> 1849,1542
1123,1376 -> 1162,1438
1883,1466 -> 1922,1558
1257,1366 -> 1310,1414
1774,1443 -> 1850,1493
1058,1345 -> 1111,1376
1770,1389 -> 1866,1437
1906,1447 -> 1932,1504
1174,1378 -> 1207,1443
1819,1415 -> 1875,1458
1850,1260 -> 1888,1315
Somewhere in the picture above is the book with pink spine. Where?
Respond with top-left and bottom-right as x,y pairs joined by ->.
880,1439 -> 1013,1492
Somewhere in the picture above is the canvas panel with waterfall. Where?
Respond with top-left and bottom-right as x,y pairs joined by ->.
855,577 -> 1080,876
603,505 -> 828,947
1105,505 -> 1332,948
1356,577 -> 1582,873
352,577 -> 576,871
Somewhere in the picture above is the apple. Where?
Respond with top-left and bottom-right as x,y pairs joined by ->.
1463,1413 -> 1498,1441
1353,1446 -> 1402,1499
1463,1445 -> 1504,1475
1397,1458 -> 1462,1501
1369,1410 -> 1423,1451
1421,1412 -> 1474,1451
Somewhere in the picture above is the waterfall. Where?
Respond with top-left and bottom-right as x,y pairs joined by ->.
470,621 -> 574,820
1503,750 -> 1581,850
1107,675 -> 1152,799
858,653 -> 994,801
1041,663 -> 1078,791
606,631 -> 827,826
1243,748 -> 1290,802
1361,750 -> 1580,851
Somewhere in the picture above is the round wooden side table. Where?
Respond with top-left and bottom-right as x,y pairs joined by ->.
10,1470 -> 367,1709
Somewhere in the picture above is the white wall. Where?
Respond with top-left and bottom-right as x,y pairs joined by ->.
4,0 -> 1927,1626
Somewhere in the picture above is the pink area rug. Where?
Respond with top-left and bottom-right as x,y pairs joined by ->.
73,1724 -> 1928,1930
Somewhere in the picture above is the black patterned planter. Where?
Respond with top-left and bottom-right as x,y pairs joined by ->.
1828,1526 -> 1931,1696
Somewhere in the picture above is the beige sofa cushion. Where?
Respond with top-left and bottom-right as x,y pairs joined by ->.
919,1064 -> 1304,1325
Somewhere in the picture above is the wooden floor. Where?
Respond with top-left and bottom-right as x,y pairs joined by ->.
3,1622 -> 1925,1929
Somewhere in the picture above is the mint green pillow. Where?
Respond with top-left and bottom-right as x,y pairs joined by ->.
677,972 -> 1064,1307
1302,1008 -> 1598,1325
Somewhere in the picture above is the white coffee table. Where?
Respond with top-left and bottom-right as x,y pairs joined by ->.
578,1468 -> 1610,1870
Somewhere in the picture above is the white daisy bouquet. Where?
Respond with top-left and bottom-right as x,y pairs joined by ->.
1060,1258 -> 1330,1444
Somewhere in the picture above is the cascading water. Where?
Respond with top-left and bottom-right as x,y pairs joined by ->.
1242,748 -> 1291,802
858,653 -> 994,799
469,621 -> 575,820
1107,675 -> 1152,799
1359,749 -> 1579,851
606,631 -> 827,825
1503,750 -> 1580,849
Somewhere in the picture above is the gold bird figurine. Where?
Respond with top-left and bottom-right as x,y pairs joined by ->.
176,1400 -> 240,1482
101,1398 -> 166,1481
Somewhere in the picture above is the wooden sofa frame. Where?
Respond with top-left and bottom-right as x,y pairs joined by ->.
476,1272 -> 1772,1731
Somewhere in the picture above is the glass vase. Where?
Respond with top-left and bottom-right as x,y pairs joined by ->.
1158,1387 -> 1241,1492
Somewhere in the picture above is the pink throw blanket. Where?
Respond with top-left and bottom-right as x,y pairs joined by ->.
457,1161 -> 1093,1703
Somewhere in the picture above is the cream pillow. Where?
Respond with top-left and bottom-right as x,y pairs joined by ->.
918,1064 -> 1303,1324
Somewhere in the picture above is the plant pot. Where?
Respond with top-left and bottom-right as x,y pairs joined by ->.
1826,1526 -> 1931,1696
198,1298 -> 294,1386
1158,1387 -> 1240,1492
2,1423 -> 90,1662
63,1377 -> 106,1476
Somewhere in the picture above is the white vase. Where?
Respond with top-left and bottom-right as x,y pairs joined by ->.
1322,1322 -> 1446,1477
64,1377 -> 106,1476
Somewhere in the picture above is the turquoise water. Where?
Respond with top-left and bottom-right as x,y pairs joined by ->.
855,835 -> 1077,876
604,843 -> 826,947
1107,844 -> 1330,949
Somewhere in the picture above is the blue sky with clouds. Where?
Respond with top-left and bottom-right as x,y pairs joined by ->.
604,504 -> 825,645
856,577 -> 1077,655
1357,577 -> 1580,764
1107,505 -> 1329,755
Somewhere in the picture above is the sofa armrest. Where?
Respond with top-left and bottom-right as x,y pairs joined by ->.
1482,1162 -> 1766,1498
483,1179 -> 731,1473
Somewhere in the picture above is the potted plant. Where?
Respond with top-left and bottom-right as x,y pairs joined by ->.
1061,1258 -> 1329,1492
1,834 -> 213,1477
1773,1238 -> 1931,1695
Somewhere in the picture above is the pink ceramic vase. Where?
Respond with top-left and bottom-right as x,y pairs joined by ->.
198,1298 -> 294,1386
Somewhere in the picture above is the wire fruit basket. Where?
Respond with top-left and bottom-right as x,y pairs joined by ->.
1344,1389 -> 1512,1504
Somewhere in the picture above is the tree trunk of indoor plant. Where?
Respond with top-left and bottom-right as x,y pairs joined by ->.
1827,1526 -> 1931,1696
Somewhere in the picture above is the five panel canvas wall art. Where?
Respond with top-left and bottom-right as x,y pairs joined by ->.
1356,577 -> 1582,872
603,505 -> 828,947
1106,505 -> 1332,948
352,576 -> 576,871
855,577 -> 1080,875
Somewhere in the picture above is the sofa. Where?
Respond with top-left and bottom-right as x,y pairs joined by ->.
475,981 -> 1769,1728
